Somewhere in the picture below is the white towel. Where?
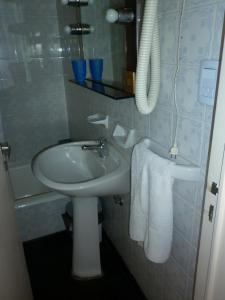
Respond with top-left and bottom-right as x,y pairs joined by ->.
129,139 -> 175,263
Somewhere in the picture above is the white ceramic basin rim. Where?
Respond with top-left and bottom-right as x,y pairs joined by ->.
32,141 -> 130,197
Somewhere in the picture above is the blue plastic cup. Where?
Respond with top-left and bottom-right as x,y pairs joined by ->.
89,59 -> 103,82
72,59 -> 86,83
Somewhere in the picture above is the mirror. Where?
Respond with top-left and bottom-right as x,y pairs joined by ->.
80,0 -> 137,92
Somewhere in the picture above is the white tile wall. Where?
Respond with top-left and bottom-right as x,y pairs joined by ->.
180,5 -> 216,64
0,0 -> 69,166
173,193 -> 194,242
0,1 -> 74,246
160,12 -> 180,64
177,117 -> 203,165
150,106 -> 173,148
61,0 -> 224,299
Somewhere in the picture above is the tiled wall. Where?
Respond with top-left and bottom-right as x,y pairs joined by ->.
0,0 -> 69,166
63,0 -> 225,299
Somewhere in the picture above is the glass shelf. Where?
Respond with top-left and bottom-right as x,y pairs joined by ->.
69,79 -> 134,100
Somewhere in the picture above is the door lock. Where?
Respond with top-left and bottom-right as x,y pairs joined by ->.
211,182 -> 219,195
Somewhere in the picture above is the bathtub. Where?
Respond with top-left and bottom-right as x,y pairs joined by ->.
9,164 -> 70,242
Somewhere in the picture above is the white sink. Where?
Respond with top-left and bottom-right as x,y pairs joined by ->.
32,140 -> 130,197
32,140 -> 130,280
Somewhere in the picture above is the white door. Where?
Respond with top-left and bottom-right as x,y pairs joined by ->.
194,22 -> 225,300
0,150 -> 33,300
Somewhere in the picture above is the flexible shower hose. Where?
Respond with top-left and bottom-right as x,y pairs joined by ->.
135,0 -> 160,115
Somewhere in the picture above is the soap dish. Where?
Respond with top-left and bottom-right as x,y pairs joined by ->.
112,124 -> 137,148
87,114 -> 109,129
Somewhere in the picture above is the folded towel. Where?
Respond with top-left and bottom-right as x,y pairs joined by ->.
129,139 -> 175,263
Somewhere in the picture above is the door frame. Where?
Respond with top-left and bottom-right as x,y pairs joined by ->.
194,20 -> 225,300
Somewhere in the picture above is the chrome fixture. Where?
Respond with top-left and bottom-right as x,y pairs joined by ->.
82,138 -> 108,158
113,195 -> 124,206
106,8 -> 135,24
61,0 -> 93,6
0,142 -> 11,170
64,24 -> 94,35
0,142 -> 11,159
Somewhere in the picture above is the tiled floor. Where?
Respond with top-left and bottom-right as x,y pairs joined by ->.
24,231 -> 147,300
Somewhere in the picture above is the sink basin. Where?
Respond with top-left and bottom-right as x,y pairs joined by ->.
32,140 -> 130,280
32,140 -> 130,197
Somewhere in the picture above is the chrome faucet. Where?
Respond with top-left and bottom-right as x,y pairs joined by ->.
81,138 -> 109,158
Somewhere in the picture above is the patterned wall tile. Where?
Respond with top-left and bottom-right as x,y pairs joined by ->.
185,0 -> 219,9
0,1 -> 22,17
180,5 -> 216,64
159,12 -> 179,64
173,180 -> 197,206
158,64 -> 176,110
188,246 -> 198,278
201,122 -> 212,169
186,277 -> 194,300
150,106 -> 173,149
133,106 -> 151,138
176,65 -> 205,121
174,193 -> 194,242
204,104 -> 214,124
164,257 -> 187,299
191,211 -> 202,248
177,117 -> 203,165
195,173 -> 207,211
172,229 -> 192,273
159,0 -> 181,14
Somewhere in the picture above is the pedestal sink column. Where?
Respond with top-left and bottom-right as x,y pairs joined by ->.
71,196 -> 102,279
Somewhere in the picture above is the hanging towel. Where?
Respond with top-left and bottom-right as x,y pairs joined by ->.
129,139 -> 176,263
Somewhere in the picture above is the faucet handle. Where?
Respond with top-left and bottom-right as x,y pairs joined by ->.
99,137 -> 107,145
98,138 -> 108,157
